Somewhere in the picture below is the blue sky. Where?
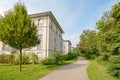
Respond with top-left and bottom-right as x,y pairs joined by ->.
0,0 -> 120,47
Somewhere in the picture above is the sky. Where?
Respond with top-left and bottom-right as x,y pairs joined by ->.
0,0 -> 120,47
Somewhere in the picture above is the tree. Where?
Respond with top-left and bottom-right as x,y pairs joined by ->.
96,3 -> 120,56
77,30 -> 99,59
0,2 -> 40,72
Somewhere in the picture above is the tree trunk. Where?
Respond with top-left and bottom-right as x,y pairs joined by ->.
20,49 -> 22,72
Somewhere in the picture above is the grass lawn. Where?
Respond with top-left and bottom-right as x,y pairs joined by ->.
0,59 -> 76,80
87,60 -> 120,80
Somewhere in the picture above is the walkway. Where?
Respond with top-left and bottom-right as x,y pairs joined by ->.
39,57 -> 90,80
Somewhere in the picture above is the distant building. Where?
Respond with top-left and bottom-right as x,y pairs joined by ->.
63,40 -> 72,54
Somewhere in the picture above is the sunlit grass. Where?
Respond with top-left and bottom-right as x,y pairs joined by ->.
0,59 -> 76,80
87,60 -> 120,80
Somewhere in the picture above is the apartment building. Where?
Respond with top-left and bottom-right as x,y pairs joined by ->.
0,11 -> 73,59
25,11 -> 64,59
63,40 -> 72,54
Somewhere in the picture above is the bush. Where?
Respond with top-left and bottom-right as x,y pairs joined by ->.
64,53 -> 78,60
52,52 -> 64,65
0,54 -> 15,64
96,53 -> 110,65
30,52 -> 38,64
14,56 -> 20,65
107,55 -> 120,78
22,53 -> 30,64
14,52 -> 30,65
40,58 -> 54,65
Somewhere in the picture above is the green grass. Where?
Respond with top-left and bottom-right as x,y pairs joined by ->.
0,59 -> 76,80
87,60 -> 120,80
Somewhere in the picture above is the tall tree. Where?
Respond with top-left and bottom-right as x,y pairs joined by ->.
0,2 -> 40,72
96,2 -> 120,56
78,30 -> 98,59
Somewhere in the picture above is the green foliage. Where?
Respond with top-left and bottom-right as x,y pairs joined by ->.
64,53 -> 78,60
52,52 -> 64,65
96,53 -> 110,65
14,53 -> 30,65
40,58 -> 54,65
30,52 -> 38,64
22,53 -> 30,64
76,30 -> 99,59
0,54 -> 15,64
41,52 -> 65,65
96,4 -> 120,56
107,55 -> 120,78
111,2 -> 120,21
84,53 -> 97,59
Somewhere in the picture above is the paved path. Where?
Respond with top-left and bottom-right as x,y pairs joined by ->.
39,57 -> 90,80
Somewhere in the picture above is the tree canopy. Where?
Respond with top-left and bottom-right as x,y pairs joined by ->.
77,30 -> 98,59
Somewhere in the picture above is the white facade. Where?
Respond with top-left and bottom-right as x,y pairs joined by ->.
63,40 -> 72,54
25,11 -> 64,59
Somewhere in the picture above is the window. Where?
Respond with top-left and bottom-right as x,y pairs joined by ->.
38,19 -> 42,27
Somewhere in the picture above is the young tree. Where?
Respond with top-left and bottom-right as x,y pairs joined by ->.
0,2 -> 40,72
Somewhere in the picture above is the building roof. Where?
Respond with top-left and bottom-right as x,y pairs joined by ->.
29,11 -> 64,33
64,40 -> 72,45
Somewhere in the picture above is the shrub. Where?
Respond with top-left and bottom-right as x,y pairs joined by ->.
84,52 -> 99,59
40,58 -> 54,65
52,52 -> 64,65
30,52 -> 38,64
96,53 -> 110,65
0,54 -> 15,64
64,53 -> 78,60
14,52 -> 30,65
107,55 -> 120,78
14,55 -> 20,65
22,53 -> 30,64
